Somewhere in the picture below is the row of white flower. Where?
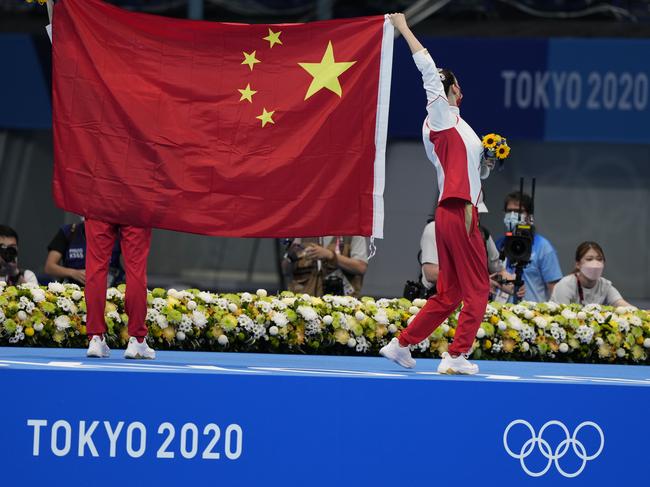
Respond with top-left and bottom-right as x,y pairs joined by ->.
1,281 -> 649,363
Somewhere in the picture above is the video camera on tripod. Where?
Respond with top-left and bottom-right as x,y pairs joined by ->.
499,177 -> 536,303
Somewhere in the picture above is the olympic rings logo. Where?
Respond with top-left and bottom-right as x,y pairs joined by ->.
503,420 -> 605,478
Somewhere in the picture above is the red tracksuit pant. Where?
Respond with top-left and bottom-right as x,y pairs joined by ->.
84,218 -> 152,338
399,198 -> 489,355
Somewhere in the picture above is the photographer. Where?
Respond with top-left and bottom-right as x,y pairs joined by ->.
44,220 -> 124,287
0,225 -> 38,286
284,237 -> 368,297
495,192 -> 562,302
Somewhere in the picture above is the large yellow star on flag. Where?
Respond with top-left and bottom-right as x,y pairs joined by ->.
242,50 -> 261,71
298,41 -> 356,100
263,29 -> 282,48
238,83 -> 257,103
256,108 -> 275,127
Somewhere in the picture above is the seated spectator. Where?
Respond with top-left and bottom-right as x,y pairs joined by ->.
551,241 -> 632,307
0,225 -> 38,286
421,202 -> 503,293
44,220 -> 123,287
284,237 -> 367,297
495,192 -> 562,302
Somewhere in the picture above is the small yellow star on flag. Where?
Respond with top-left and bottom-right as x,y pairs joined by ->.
238,83 -> 257,103
256,108 -> 275,127
263,28 -> 282,48
298,41 -> 356,100
242,50 -> 261,71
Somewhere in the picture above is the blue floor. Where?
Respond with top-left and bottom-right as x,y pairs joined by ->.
1,346 -> 649,386
3,346 -> 650,486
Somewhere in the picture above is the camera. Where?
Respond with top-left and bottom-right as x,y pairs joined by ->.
323,274 -> 344,295
403,279 -> 436,301
282,239 -> 306,263
0,245 -> 18,264
403,280 -> 425,301
491,273 -> 507,286
0,245 -> 19,279
286,245 -> 305,263
502,224 -> 533,265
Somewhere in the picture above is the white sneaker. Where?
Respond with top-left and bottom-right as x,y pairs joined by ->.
87,335 -> 110,358
379,337 -> 416,369
124,337 -> 156,360
437,352 -> 479,375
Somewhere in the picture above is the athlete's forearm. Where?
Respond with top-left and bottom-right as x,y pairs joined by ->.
400,27 -> 425,55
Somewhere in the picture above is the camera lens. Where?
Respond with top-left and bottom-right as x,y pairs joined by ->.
504,233 -> 532,264
511,240 -> 525,258
0,246 -> 18,264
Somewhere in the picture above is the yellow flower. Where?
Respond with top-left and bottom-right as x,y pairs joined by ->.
482,133 -> 501,149
120,327 -> 130,344
489,315 -> 499,325
295,326 -> 305,345
496,144 -> 511,160
334,328 -> 350,345
632,345 -> 646,361
447,327 -> 455,338
25,327 -> 35,337
484,339 -> 492,349
598,343 -> 612,359
162,327 -> 176,342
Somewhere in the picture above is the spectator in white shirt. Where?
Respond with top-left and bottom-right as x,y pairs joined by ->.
420,202 -> 502,292
551,241 -> 631,307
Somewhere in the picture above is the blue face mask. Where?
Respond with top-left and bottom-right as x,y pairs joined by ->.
503,212 -> 521,232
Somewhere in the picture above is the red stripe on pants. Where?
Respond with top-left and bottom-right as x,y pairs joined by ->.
399,198 -> 489,355
84,218 -> 152,337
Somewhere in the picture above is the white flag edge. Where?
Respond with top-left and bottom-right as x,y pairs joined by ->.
371,16 -> 394,240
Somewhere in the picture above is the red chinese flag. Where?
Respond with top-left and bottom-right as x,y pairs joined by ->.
51,0 -> 393,238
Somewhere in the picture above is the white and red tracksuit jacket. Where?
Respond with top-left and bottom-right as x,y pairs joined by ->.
414,49 -> 484,207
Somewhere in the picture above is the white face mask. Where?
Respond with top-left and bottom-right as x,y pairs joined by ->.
580,260 -> 604,281
503,212 -> 521,232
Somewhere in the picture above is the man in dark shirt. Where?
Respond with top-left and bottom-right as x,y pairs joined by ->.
45,221 -> 123,287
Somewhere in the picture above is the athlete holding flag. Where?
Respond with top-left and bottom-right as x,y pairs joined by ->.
380,13 -> 492,375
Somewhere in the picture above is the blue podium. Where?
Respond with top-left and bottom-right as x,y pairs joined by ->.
1,347 -> 649,486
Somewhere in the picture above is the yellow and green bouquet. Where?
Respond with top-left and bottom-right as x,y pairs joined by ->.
482,133 -> 511,161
